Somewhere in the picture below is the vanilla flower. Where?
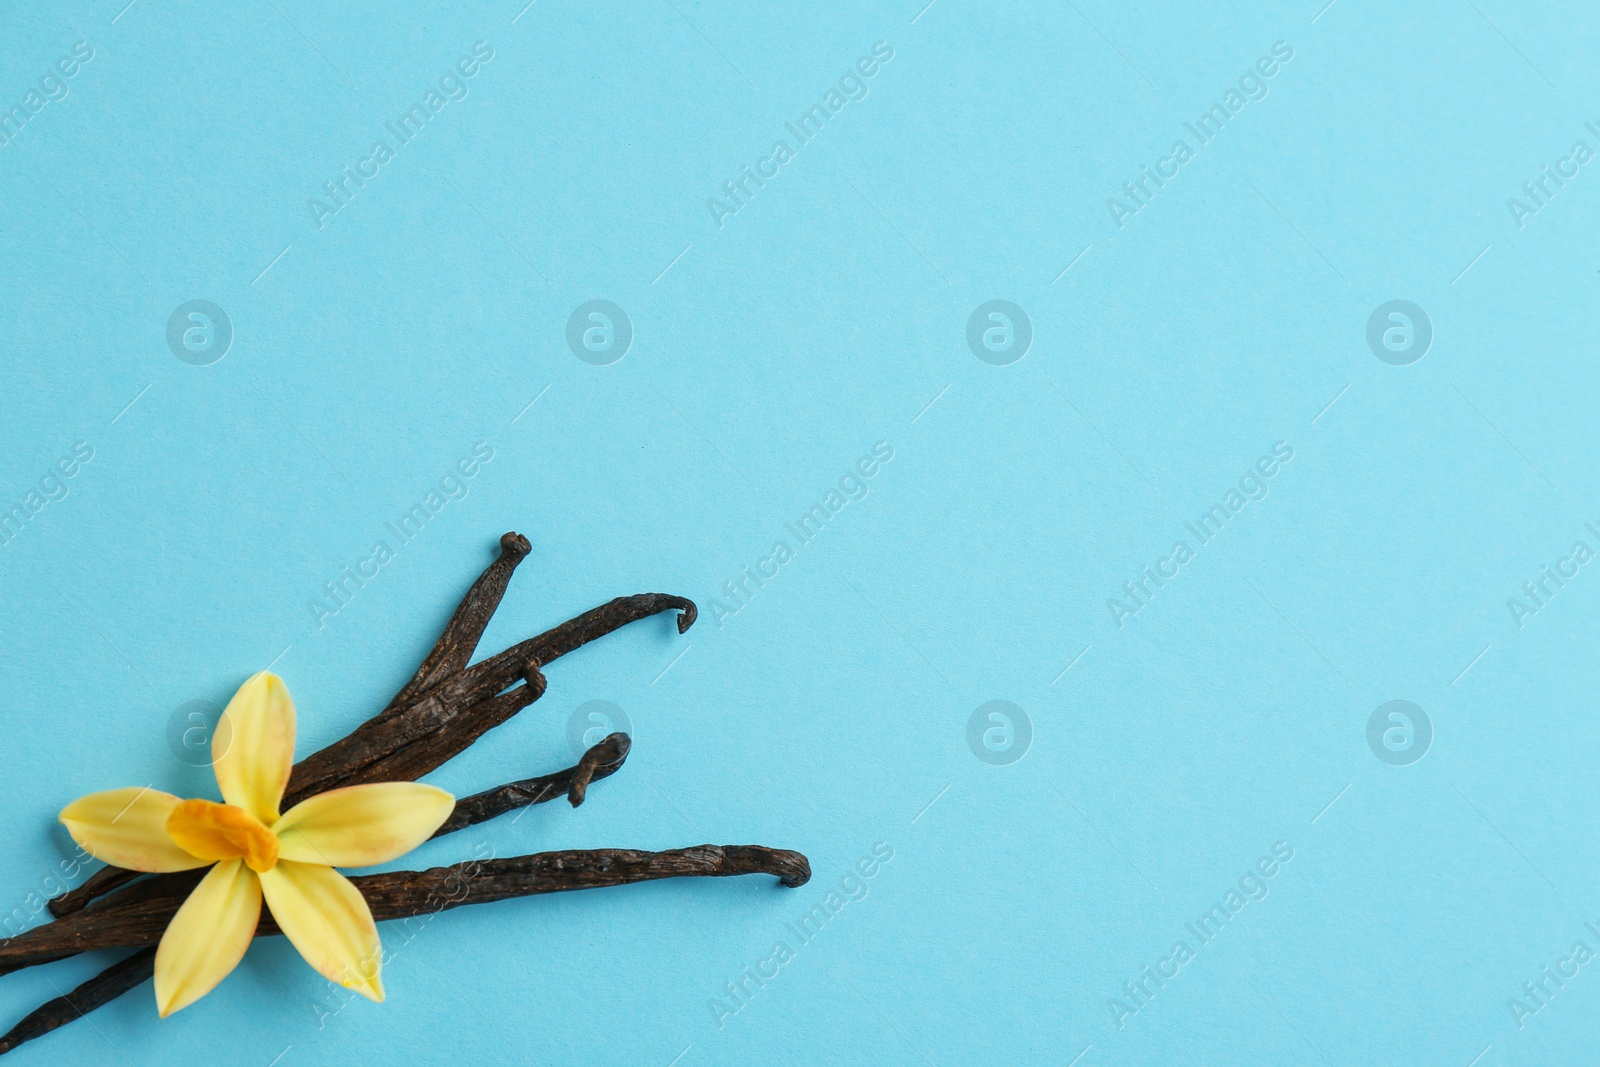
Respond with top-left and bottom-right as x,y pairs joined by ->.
59,671 -> 454,1016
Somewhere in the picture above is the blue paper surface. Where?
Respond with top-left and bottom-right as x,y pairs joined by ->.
2,1 -> 1598,1063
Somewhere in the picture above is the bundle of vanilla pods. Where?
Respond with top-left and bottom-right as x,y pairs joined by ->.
0,533 -> 808,1055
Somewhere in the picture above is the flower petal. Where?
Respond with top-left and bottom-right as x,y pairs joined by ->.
213,671 -> 296,824
273,783 -> 455,868
260,860 -> 384,1002
59,788 -> 211,873
153,859 -> 262,1017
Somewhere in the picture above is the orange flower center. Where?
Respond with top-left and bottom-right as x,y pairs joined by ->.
165,799 -> 279,873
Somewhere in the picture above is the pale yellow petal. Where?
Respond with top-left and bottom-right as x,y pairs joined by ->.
273,783 -> 455,868
59,788 -> 210,873
153,860 -> 262,1017
213,671 -> 296,824
260,860 -> 384,1002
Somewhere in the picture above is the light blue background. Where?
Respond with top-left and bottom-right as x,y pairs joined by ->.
2,1 -> 1598,1063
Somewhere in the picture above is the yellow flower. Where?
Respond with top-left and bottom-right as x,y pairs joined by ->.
58,671 -> 455,1017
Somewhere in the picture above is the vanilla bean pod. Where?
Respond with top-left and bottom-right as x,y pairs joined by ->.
350,665 -> 546,789
288,593 -> 694,802
0,846 -> 809,967
436,731 -> 630,832
8,535 -> 788,1062
0,948 -> 154,1056
381,532 -> 531,714
46,864 -> 135,919
0,846 -> 807,1055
